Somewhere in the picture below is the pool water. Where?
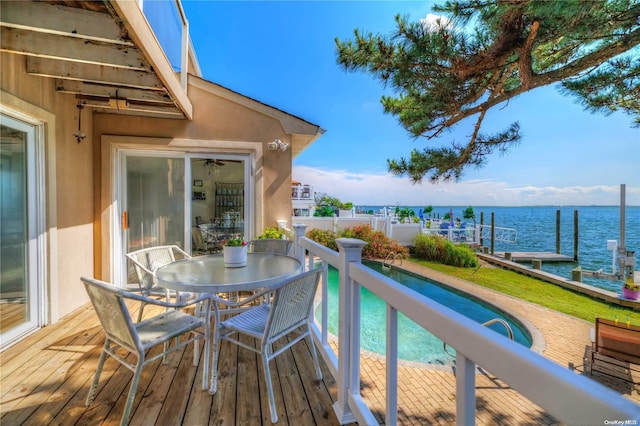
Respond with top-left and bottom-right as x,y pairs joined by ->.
318,261 -> 532,365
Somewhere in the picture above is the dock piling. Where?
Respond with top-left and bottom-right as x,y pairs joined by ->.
556,210 -> 561,254
574,210 -> 579,262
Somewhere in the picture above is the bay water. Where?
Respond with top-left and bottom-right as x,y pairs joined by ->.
360,205 -> 640,293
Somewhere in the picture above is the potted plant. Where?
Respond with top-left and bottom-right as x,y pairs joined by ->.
222,234 -> 248,267
622,280 -> 640,300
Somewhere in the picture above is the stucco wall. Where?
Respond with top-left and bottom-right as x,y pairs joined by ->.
1,52 -> 94,322
2,53 -> 309,326
92,78 -> 293,230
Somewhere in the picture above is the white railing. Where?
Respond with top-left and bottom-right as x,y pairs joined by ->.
421,224 -> 480,245
140,0 -> 189,90
478,224 -> 518,244
291,224 -> 640,425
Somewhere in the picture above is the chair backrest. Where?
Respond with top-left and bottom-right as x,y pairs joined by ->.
249,238 -> 294,256
81,277 -> 141,354
126,245 -> 190,290
264,268 -> 322,342
191,227 -> 207,252
595,317 -> 640,364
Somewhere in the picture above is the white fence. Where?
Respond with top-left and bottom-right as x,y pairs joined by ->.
292,215 -> 518,247
291,224 -> 640,425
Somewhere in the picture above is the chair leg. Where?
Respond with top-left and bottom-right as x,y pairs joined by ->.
262,351 -> 278,423
121,359 -> 144,426
137,301 -> 147,322
86,342 -> 109,406
193,338 -> 200,366
306,333 -> 323,380
209,326 -> 220,394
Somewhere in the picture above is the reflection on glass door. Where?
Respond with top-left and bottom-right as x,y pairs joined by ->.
190,157 -> 246,255
124,155 -> 185,284
0,114 -> 40,350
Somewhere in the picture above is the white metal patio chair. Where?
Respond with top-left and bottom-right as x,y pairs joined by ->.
209,268 -> 323,423
126,245 -> 195,321
81,276 -> 211,426
247,239 -> 295,304
249,238 -> 294,256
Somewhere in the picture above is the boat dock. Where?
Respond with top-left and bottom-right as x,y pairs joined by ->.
494,251 -> 575,263
478,252 -> 640,311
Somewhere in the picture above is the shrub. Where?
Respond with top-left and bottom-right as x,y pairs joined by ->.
306,225 -> 408,259
306,228 -> 338,251
413,234 -> 478,267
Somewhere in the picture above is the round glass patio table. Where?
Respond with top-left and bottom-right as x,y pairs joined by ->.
155,252 -> 302,294
155,252 -> 302,393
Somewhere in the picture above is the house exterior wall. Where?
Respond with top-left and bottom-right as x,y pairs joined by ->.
1,52 -> 95,322
2,58 -> 305,330
92,77 -> 293,281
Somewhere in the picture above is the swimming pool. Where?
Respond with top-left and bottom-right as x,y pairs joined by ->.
317,260 -> 533,365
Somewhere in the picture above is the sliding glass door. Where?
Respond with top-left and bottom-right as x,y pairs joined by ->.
190,156 -> 246,254
117,150 -> 249,285
121,153 -> 186,284
0,113 -> 43,350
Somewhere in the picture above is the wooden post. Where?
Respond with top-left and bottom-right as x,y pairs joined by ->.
574,210 -> 579,262
532,259 -> 542,270
556,210 -> 561,254
572,266 -> 583,282
505,252 -> 512,261
490,212 -> 495,256
479,211 -> 484,247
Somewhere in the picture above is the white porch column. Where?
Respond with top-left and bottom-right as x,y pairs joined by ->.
292,223 -> 307,266
333,238 -> 366,424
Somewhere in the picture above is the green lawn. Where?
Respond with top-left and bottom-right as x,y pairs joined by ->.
409,257 -> 639,325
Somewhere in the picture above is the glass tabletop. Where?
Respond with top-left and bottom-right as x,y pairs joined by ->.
155,253 -> 302,293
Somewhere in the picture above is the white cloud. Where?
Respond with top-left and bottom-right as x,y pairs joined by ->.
293,165 -> 640,206
419,13 -> 450,32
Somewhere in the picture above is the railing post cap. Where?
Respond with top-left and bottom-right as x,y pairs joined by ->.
293,223 -> 307,228
336,238 -> 367,249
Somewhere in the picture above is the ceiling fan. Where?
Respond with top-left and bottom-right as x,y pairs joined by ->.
197,158 -> 242,174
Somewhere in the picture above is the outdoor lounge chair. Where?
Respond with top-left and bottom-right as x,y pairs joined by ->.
81,277 -> 211,426
210,268 -> 323,423
591,317 -> 640,383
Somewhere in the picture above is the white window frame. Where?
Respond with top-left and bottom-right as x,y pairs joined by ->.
0,107 -> 47,351
111,144 -> 255,286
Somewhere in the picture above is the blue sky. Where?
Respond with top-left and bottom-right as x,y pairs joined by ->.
182,1 -> 639,206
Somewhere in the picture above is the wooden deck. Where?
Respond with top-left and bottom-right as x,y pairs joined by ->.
0,301 -> 348,426
4,264 -> 640,425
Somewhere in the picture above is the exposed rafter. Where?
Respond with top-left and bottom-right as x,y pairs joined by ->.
0,0 -> 189,119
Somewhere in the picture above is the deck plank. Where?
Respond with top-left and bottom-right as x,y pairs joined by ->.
236,333 -> 264,425
275,337 -> 316,424
289,336 -> 338,425
0,302 -> 348,426
212,337 -> 241,424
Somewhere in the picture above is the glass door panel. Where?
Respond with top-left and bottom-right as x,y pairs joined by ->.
124,155 -> 185,283
0,115 -> 39,349
190,157 -> 246,255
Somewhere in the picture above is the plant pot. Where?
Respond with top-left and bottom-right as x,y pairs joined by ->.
622,287 -> 640,300
223,245 -> 247,268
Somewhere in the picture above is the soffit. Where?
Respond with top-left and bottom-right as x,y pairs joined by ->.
0,0 -> 192,119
